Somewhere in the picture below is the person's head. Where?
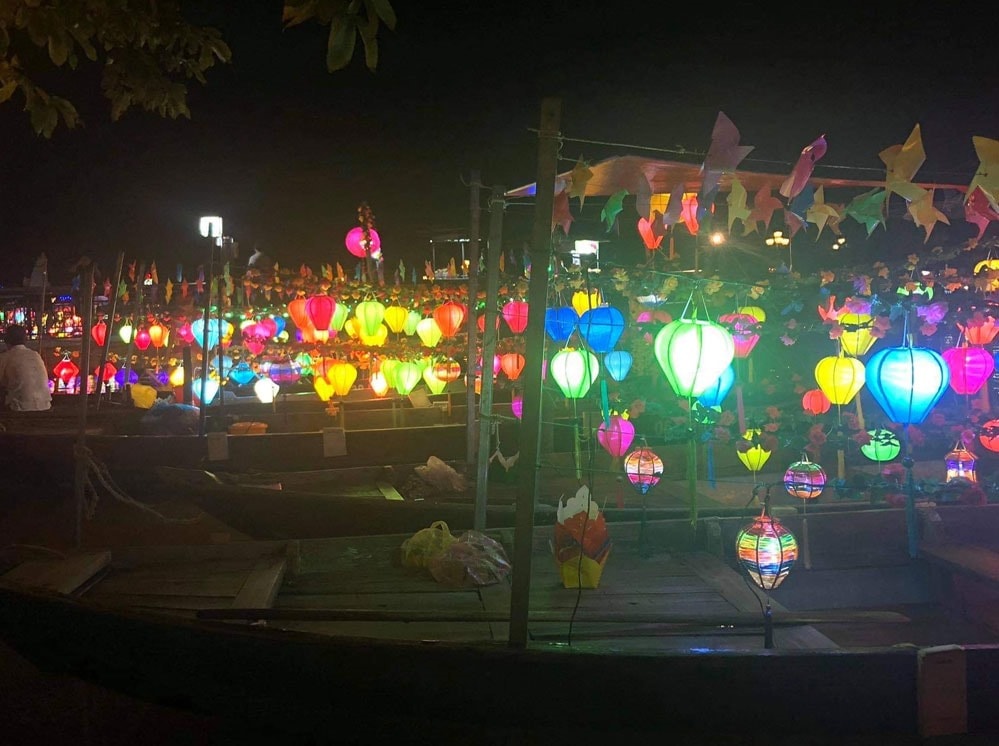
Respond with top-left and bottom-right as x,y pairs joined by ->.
3,325 -> 27,347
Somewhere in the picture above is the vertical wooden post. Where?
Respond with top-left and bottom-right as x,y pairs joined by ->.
198,239 -> 215,437
121,262 -> 145,402
465,171 -> 483,473
95,251 -> 125,412
474,185 -> 505,530
73,262 -> 95,548
510,98 -> 560,649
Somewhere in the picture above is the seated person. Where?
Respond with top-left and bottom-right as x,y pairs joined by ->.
0,324 -> 52,411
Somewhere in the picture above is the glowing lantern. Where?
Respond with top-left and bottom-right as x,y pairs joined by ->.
838,312 -> 877,357
477,314 -> 501,334
433,301 -> 465,338
433,358 -> 462,383
738,305 -> 767,323
287,298 -> 310,330
118,322 -> 133,344
177,323 -> 194,345
380,359 -> 401,388
257,317 -> 279,339
393,362 -> 422,395
623,447 -> 664,494
327,361 -> 358,396
945,442 -> 978,483
783,456 -> 826,499
369,370 -> 389,397
422,367 -> 448,395
355,300 -> 386,338
500,353 -> 525,380
345,226 -> 381,259
314,377 -> 334,402
342,318 -> 360,339
94,362 -> 116,383
736,429 -> 772,474
571,289 -> 602,316
416,318 -> 443,348
502,300 -> 529,334
860,429 -> 901,462
403,310 -> 421,336
358,324 -> 388,347
168,365 -> 185,387
979,419 -> 999,454
229,362 -> 256,386
53,355 -> 80,386
330,303 -> 349,332
736,504 -> 798,590
596,415 -> 635,458
579,306 -> 626,354
865,345 -> 949,424
718,313 -> 760,358
550,348 -> 599,399
801,388 -> 831,415
242,325 -> 267,356
268,358 -> 301,385
942,345 -> 994,395
958,318 -> 999,346
253,376 -> 280,404
603,350 -> 633,382
511,393 -> 523,420
147,322 -> 168,349
545,306 -> 578,342
813,354 -> 865,405
697,364 -> 735,408
91,321 -> 107,347
306,295 -> 336,333
191,376 -> 219,406
191,318 -> 228,350
654,318 -> 735,398
113,368 -> 138,387
384,305 -> 409,334
134,328 -> 152,351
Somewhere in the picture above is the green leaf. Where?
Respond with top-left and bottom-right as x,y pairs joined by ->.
367,0 -> 396,29
325,16 -> 356,72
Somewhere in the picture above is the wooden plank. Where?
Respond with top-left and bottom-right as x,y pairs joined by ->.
278,591 -> 485,612
376,481 -> 405,501
920,543 -> 999,584
1,551 -> 111,595
110,541 -> 289,568
233,556 -> 287,610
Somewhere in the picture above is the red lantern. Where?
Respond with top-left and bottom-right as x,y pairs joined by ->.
477,314 -> 501,334
306,295 -> 336,332
718,313 -> 760,358
94,362 -> 117,383
502,300 -> 529,334
91,321 -> 107,347
134,328 -> 152,351
979,419 -> 999,453
801,388 -> 831,415
942,345 -> 995,395
499,352 -> 525,380
433,358 -> 462,383
433,301 -> 465,338
53,356 -> 80,386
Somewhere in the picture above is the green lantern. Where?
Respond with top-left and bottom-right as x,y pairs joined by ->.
550,348 -> 599,399
330,302 -> 349,332
380,358 -> 401,388
394,362 -> 422,395
355,300 -> 386,337
422,366 -> 448,394
860,428 -> 901,462
654,318 -> 735,398
403,310 -> 422,336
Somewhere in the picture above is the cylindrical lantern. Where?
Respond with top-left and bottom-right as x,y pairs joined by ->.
549,348 -> 598,399
838,312 -> 877,357
783,456 -> 827,499
945,442 -> 977,483
736,505 -> 798,590
500,352 -> 525,381
801,388 -> 832,415
718,313 -> 760,358
814,353 -> 865,405
578,306 -> 626,354
654,318 -> 735,398
355,300 -> 386,338
865,345 -> 949,424
544,306 -> 578,342
697,364 -> 735,408
979,419 -> 999,454
502,300 -> 529,334
860,429 -> 901,462
623,447 -> 664,494
942,345 -> 995,395
433,301 -> 465,338
596,415 -> 635,458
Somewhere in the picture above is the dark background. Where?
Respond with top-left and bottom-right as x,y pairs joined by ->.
1,2 -> 998,287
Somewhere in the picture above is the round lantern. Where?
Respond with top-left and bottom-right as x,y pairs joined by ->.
783,456 -> 827,499
305,295 -> 336,333
596,415 -> 635,458
801,388 -> 832,415
736,430 -> 772,474
979,419 -> 999,453
578,306 -> 626,354
345,226 -> 381,259
433,358 -> 462,383
53,355 -> 80,386
393,362 -> 423,396
838,312 -> 877,357
603,350 -> 633,382
654,318 -> 735,398
91,321 -> 107,347
736,505 -> 798,590
865,345 -> 949,425
416,318 -> 443,348
697,364 -> 735,408
860,429 -> 901,462
147,322 -> 168,349
268,358 -> 301,385
502,300 -> 529,334
623,447 -> 664,495
942,345 -> 995,395
327,361 -> 358,396
134,328 -> 152,351
571,289 -> 602,316
355,300 -> 386,338
384,305 -> 409,334
945,442 -> 978,483
544,306 -> 578,342
549,348 -> 599,399
718,313 -> 760,358
500,353 -> 525,381
433,301 -> 465,338
814,353 -> 865,405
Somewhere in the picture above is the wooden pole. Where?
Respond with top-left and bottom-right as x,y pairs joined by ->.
121,262 -> 145,402
510,97 -> 560,648
95,251 -> 125,412
474,185 -> 505,530
465,170 -> 483,474
73,262 -> 95,548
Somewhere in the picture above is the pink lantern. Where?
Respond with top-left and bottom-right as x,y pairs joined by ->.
718,313 -> 761,358
502,300 -> 529,334
177,323 -> 195,345
511,393 -> 523,420
597,415 -> 636,458
257,317 -> 279,339
942,345 -> 995,395
242,324 -> 267,356
345,227 -> 381,259
134,328 -> 151,351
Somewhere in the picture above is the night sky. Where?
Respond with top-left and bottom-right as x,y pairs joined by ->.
1,3 -> 998,288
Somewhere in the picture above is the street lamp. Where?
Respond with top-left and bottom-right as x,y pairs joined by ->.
766,230 -> 792,272
198,215 -> 223,437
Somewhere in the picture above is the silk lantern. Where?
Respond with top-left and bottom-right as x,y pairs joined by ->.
191,376 -> 220,406
736,503 -> 798,590
502,300 -> 529,334
91,321 -> 107,347
403,310 -> 421,336
623,447 -> 664,495
578,306 -> 625,354
838,312 -> 877,357
737,429 -> 772,474
545,306 -> 578,342
738,305 -> 766,323
369,370 -> 389,397
53,355 -> 80,386
314,377 -> 334,402
865,345 -> 949,424
596,415 -> 635,458
510,393 -> 523,420
550,348 -> 598,399
718,313 -> 760,358
571,289 -> 602,316
229,361 -> 257,386
422,367 -> 448,395
393,362 -> 422,395
253,376 -> 280,404
380,358 -> 401,388
94,362 -> 116,383
654,318 -> 735,398
603,350 -> 633,382
384,305 -> 409,334
355,300 -> 386,338
416,318 -> 442,348
814,354 -> 865,405
433,358 -> 462,383
942,345 -> 994,395
330,303 -> 349,332
500,353 -> 525,380
328,361 -> 358,396
118,322 -> 133,344
801,388 -> 831,415
979,419 -> 999,453
697,364 -> 735,408
860,429 -> 901,462
147,322 -> 168,349
433,301 -> 465,338
958,318 -> 999,346
134,328 -> 152,351
306,295 -> 336,333
268,358 -> 301,385
783,456 -> 826,499
345,226 -> 381,258
288,297 -> 310,330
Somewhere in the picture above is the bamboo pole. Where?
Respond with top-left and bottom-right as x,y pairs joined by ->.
73,262 -> 95,548
95,251 -> 125,412
465,170 -> 482,475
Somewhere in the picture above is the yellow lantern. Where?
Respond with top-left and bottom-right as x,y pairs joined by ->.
314,377 -> 334,402
343,317 -> 360,339
327,361 -> 358,396
737,305 -> 766,323
358,323 -> 388,347
384,305 -> 409,334
571,289 -> 602,316
422,367 -> 448,394
168,365 -> 185,386
838,313 -> 876,357
814,353 -> 865,405
416,317 -> 443,348
737,429 -> 772,474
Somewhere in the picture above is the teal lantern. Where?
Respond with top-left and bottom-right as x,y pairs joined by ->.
697,364 -> 735,408
545,306 -> 578,342
603,350 -> 633,382
865,346 -> 949,424
550,348 -> 599,399
578,306 -> 625,354
654,318 -> 735,398
229,361 -> 257,386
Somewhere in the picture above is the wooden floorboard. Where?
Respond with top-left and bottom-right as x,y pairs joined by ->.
1,551 -> 110,595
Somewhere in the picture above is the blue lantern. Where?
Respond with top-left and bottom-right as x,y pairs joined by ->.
866,345 -> 950,425
697,364 -> 736,408
270,315 -> 286,337
603,350 -> 633,382
579,306 -> 625,354
229,361 -> 258,386
544,306 -> 578,342
114,368 -> 139,387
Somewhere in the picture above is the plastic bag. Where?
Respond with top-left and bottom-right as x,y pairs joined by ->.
429,531 -> 512,588
400,521 -> 457,569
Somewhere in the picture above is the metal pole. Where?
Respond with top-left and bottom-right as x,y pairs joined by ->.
465,170 -> 483,474
73,262 -> 95,548
509,98 -> 560,648
120,262 -> 145,402
36,262 -> 47,354
217,244 -> 227,418
198,237 -> 215,437
474,185 -> 505,530
95,251 -> 125,412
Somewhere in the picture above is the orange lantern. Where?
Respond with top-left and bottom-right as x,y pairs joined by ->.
979,419 -> 999,453
433,358 -> 462,383
288,297 -> 310,330
500,352 -> 526,380
433,301 -> 465,338
148,322 -> 168,349
958,318 -> 999,346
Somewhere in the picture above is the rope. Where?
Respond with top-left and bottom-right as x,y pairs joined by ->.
72,443 -> 202,524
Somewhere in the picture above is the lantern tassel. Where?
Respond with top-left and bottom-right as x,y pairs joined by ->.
706,441 -> 716,488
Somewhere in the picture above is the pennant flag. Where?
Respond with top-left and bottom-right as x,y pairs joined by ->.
601,190 -> 628,232
568,158 -> 593,207
967,136 -> 999,201
780,134 -> 827,200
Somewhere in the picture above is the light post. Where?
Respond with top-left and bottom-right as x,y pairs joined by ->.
198,215 -> 222,437
766,230 -> 791,272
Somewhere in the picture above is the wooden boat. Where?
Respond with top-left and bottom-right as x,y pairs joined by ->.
5,520 -> 993,741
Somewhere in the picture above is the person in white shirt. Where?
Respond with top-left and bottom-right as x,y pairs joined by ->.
0,324 -> 52,411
